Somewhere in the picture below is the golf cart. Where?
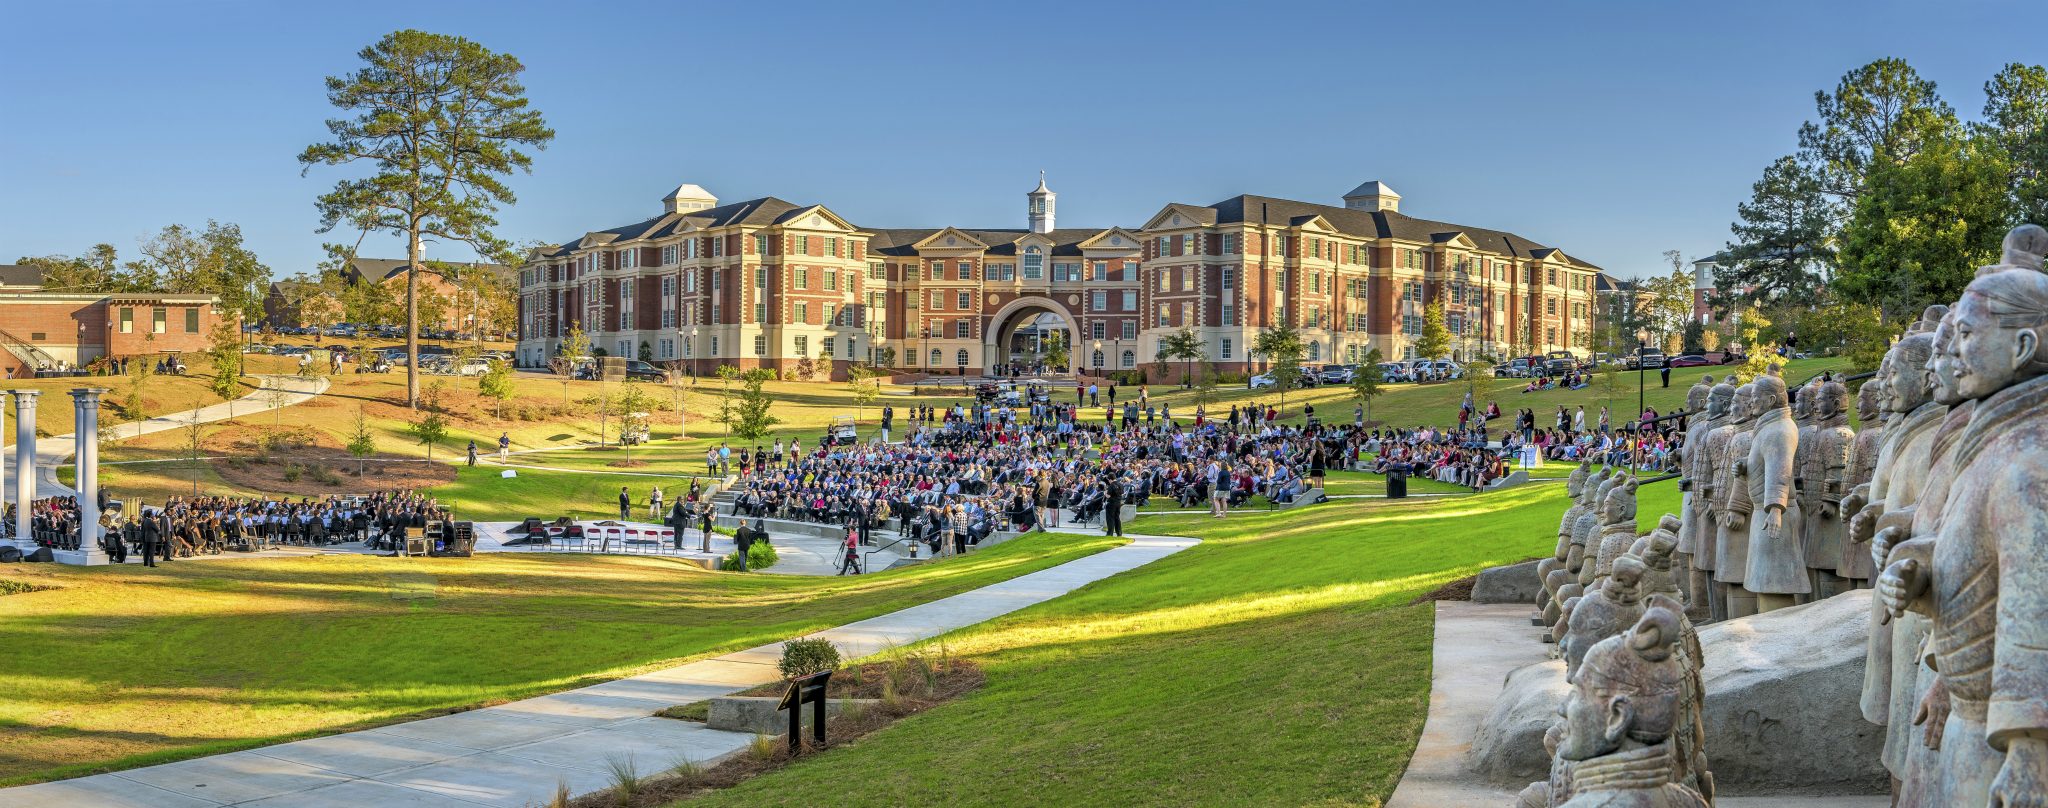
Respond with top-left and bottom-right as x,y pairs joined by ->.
825,415 -> 858,446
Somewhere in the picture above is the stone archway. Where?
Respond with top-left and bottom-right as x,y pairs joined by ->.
984,293 -> 1081,374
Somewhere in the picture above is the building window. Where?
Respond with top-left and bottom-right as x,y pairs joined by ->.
956,291 -> 971,310
955,320 -> 971,339
1121,290 -> 1136,311
794,302 -> 809,324
1222,234 -> 1239,254
1546,299 -> 1557,316
153,308 -> 167,334
1023,247 -> 1043,280
753,335 -> 768,356
658,338 -> 674,359
1092,261 -> 1107,281
824,302 -> 837,325
1547,327 -> 1558,343
755,266 -> 769,288
1222,300 -> 1235,326
1122,320 -> 1136,340
930,348 -> 942,366
1092,349 -> 1105,367
754,235 -> 770,255
1120,349 -> 1135,369
662,245 -> 678,265
1091,290 -> 1105,312
710,336 -> 720,356
794,335 -> 809,357
1221,338 -> 1233,359
1157,304 -> 1169,327
793,268 -> 809,290
956,349 -> 969,367
958,260 -> 973,280
825,269 -> 839,291
186,308 -> 200,332
1091,320 -> 1105,339
754,302 -> 767,323
118,307 -> 133,333
821,336 -> 835,358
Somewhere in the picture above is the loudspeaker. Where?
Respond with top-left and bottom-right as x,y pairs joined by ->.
0,546 -> 21,563
25,546 -> 53,563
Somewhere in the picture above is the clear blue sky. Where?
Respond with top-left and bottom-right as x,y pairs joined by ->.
2,0 -> 2041,280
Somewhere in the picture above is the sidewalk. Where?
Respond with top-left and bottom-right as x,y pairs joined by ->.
0,528 -> 1198,808
5,374 -> 329,499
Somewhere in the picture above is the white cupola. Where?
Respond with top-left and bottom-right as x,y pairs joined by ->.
1342,180 -> 1401,213
662,183 -> 718,215
1027,172 -> 1056,233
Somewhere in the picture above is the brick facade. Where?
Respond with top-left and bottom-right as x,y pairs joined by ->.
0,293 -> 228,377
515,181 -> 1604,381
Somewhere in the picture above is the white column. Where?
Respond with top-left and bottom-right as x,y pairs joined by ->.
10,390 -> 35,547
69,388 -> 107,564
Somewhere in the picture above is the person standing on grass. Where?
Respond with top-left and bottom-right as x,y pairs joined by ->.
648,485 -> 663,519
498,432 -> 510,462
466,439 -> 477,466
838,522 -> 862,575
618,486 -> 631,521
1573,405 -> 1586,435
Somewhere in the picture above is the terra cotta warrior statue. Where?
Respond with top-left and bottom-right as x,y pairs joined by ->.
1876,247 -> 2048,807
1691,382 -> 1737,623
1740,370 -> 1806,612
1712,383 -> 1760,619
1536,599 -> 1713,808
1673,375 -> 1718,617
1802,379 -> 1854,600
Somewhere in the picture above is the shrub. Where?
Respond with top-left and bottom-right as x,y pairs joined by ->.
281,464 -> 302,482
719,540 -> 778,571
310,466 -> 342,486
778,637 -> 842,680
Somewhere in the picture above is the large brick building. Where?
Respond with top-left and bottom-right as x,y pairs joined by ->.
514,179 -> 1604,379
0,265 -> 230,376
264,258 -> 513,335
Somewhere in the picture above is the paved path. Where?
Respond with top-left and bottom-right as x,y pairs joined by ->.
4,375 -> 328,499
0,528 -> 1197,808
1387,601 -> 1888,808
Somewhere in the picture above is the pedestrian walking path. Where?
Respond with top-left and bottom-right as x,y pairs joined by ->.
5,375 -> 328,499
0,528 -> 1198,808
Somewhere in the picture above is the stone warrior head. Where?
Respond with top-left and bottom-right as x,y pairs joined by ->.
1558,601 -> 1689,761
1603,476 -> 1640,528
1569,461 -> 1592,499
1707,382 -> 1736,420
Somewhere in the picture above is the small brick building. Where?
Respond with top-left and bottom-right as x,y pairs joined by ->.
0,288 -> 230,377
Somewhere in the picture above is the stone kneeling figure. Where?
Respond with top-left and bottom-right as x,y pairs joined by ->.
1519,599 -> 1712,808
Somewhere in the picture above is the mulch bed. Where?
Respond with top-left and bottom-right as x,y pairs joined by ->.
568,659 -> 984,807
203,424 -> 456,497
1410,575 -> 1476,604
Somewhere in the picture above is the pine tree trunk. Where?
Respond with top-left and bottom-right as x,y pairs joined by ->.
406,223 -> 421,409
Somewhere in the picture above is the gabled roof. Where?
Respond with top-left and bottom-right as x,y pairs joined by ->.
0,264 -> 43,288
866,228 -> 1112,257
1181,194 -> 1604,271
343,258 -> 512,284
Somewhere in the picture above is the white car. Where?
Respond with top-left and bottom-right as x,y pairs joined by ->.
454,358 -> 493,376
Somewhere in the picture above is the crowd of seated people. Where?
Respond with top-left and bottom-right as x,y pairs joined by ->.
23,489 -> 450,559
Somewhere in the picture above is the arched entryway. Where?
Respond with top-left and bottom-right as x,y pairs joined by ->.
984,294 -> 1080,375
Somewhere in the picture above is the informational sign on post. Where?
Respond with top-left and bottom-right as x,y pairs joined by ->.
599,356 -> 627,383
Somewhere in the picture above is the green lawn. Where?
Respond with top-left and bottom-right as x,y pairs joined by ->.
680,479 -> 1682,807
0,532 -> 1120,785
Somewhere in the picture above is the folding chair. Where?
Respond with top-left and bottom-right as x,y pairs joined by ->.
655,529 -> 676,554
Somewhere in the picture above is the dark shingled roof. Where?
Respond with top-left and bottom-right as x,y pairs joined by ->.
543,197 -> 807,257
1199,194 -> 1603,271
867,228 -> 1112,258
0,264 -> 44,287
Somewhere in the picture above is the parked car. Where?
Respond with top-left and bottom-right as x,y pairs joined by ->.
1636,352 -> 1668,369
453,358 -> 494,376
1668,354 -> 1712,368
622,359 -> 670,382
1376,362 -> 1411,383
1318,364 -> 1357,384
1249,369 -> 1318,389
1497,358 -> 1533,378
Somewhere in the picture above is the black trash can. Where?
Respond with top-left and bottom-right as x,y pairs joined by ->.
1386,469 -> 1408,499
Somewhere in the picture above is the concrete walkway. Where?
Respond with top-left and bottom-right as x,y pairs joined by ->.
1387,601 -> 1888,808
0,528 -> 1198,808
5,374 -> 329,499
